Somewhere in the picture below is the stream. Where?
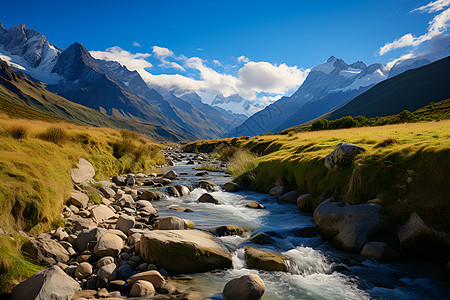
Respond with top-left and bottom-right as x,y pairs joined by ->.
142,153 -> 449,299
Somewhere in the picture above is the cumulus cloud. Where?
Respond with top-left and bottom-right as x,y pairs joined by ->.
379,0 -> 450,55
152,46 -> 173,58
132,41 -> 142,47
237,55 -> 250,63
90,46 -> 152,71
90,45 -> 309,101
213,59 -> 222,66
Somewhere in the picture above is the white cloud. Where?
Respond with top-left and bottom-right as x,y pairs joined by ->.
384,52 -> 416,71
132,41 -> 142,47
379,1 -> 450,55
237,55 -> 250,63
411,0 -> 450,13
90,46 -> 152,71
152,46 -> 173,58
158,59 -> 186,72
213,59 -> 223,66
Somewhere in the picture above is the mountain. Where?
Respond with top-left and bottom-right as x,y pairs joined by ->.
227,56 -> 387,136
0,58 -> 188,141
323,56 -> 450,120
209,93 -> 266,117
0,22 -> 238,140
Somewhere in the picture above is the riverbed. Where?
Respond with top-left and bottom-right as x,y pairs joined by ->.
143,153 -> 449,299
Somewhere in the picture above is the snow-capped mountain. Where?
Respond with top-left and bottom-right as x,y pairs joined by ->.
210,93 -> 266,117
227,56 -> 388,136
0,23 -> 62,83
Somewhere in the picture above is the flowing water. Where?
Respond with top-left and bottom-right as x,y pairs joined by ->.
143,156 -> 449,299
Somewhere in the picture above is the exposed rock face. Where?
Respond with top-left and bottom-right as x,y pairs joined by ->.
224,182 -> 238,192
158,216 -> 185,230
244,246 -> 288,272
22,237 -> 70,266
71,158 -> 95,184
140,230 -> 232,273
70,190 -> 89,208
198,193 -> 219,204
278,191 -> 300,204
397,212 -> 450,257
324,143 -> 365,171
11,265 -> 80,300
223,274 -> 265,300
314,202 -> 388,252
93,233 -> 124,257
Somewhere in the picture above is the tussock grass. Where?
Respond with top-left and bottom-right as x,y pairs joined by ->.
195,164 -> 219,172
227,149 -> 258,185
0,115 -> 165,292
4,125 -> 27,139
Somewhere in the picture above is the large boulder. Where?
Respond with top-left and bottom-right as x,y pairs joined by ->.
74,228 -> 106,252
11,265 -> 80,300
158,216 -> 185,230
22,237 -> 70,266
129,280 -> 155,297
99,187 -> 115,198
278,191 -> 300,204
71,158 -> 95,184
91,204 -> 115,223
324,143 -> 365,171
360,242 -> 399,262
223,274 -> 265,300
174,185 -> 190,196
94,233 -> 124,257
297,194 -> 313,213
74,262 -> 93,279
163,170 -> 177,180
112,175 -> 127,186
397,212 -> 450,257
314,202 -> 388,252
140,230 -> 232,273
244,246 -> 287,272
245,201 -> 265,209
129,270 -> 165,289
213,225 -> 246,237
167,186 -> 180,197
198,193 -> 219,204
224,182 -> 238,192
269,186 -> 285,198
140,190 -> 165,201
69,190 -> 89,208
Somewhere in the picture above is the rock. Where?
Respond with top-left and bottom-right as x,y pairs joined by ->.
112,175 -> 127,186
129,270 -> 165,290
106,280 -> 127,292
115,194 -> 134,208
116,214 -> 135,235
224,182 -> 238,192
106,229 -> 128,240
269,186 -> 285,198
140,190 -> 165,201
223,274 -> 265,300
117,264 -> 133,280
245,201 -> 265,209
196,171 -> 208,176
213,225 -> 246,237
314,202 -> 388,252
139,206 -> 158,216
174,185 -> 190,196
97,263 -> 117,283
125,176 -> 135,186
140,230 -> 232,273
153,178 -> 172,185
91,204 -> 115,223
168,205 -> 193,213
278,191 -> 300,204
72,290 -> 96,299
159,216 -> 185,230
324,142 -> 365,171
397,212 -> 450,256
294,227 -> 319,238
70,190 -> 89,208
244,246 -> 287,272
130,280 -> 155,297
249,232 -> 274,245
183,219 -> 195,229
198,193 -> 219,204
11,265 -> 80,300
74,262 -> 93,279
199,180 -> 219,192
53,227 -> 69,241
163,170 -> 177,179
94,233 -> 124,257
167,186 -> 180,197
71,158 -> 95,184
96,288 -> 109,298
68,215 -> 97,231
74,228 -> 106,252
22,237 -> 70,266
297,194 -> 313,213
136,200 -> 155,208
360,242 -> 398,262
97,256 -> 115,268
99,187 -> 115,198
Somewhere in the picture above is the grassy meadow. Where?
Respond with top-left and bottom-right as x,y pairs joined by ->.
185,120 -> 450,233
0,113 -> 165,292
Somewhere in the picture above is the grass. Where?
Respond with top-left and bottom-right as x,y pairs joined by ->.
0,114 -> 165,292
195,164 -> 219,172
185,120 -> 450,232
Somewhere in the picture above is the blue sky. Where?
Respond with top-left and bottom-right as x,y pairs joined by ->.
1,0 -> 448,101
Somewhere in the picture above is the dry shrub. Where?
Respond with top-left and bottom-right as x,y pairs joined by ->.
37,127 -> 68,145
5,126 -> 27,139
